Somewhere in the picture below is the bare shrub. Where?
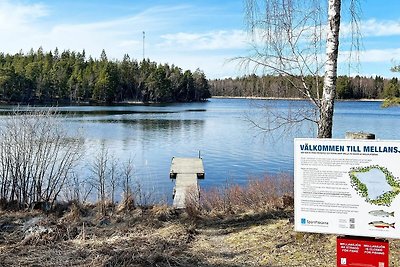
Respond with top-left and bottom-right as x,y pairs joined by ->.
90,144 -> 122,216
90,147 -> 138,215
282,194 -> 294,209
185,186 -> 202,218
133,179 -> 155,207
116,157 -> 136,214
199,174 -> 293,215
108,154 -> 119,205
94,199 -> 115,218
121,158 -> 134,199
200,187 -> 226,214
62,172 -> 94,204
90,144 -> 109,216
0,108 -> 82,209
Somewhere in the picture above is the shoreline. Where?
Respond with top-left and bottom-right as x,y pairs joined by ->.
0,97 -> 384,107
210,95 -> 384,102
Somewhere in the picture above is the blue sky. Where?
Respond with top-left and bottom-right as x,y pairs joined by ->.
1,0 -> 400,79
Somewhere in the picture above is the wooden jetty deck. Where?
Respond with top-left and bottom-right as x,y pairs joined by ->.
170,157 -> 204,209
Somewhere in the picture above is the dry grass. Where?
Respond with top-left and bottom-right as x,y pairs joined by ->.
116,193 -> 135,214
187,174 -> 293,217
0,207 -> 399,267
1,175 -> 399,267
224,220 -> 336,266
0,207 -> 195,267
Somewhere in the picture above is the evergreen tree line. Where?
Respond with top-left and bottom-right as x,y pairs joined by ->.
0,48 -> 211,104
209,74 -> 400,99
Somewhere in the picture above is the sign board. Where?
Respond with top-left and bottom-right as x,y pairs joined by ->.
294,138 -> 400,239
337,236 -> 389,267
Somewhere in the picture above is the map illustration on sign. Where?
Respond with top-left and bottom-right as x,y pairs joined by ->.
349,165 -> 400,206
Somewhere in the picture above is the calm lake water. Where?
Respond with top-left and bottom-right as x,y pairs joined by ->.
1,98 -> 400,202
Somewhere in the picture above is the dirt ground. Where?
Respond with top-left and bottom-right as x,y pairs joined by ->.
0,208 -> 399,267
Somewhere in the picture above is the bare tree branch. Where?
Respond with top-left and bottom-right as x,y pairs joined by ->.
0,108 -> 82,208
240,0 -> 360,138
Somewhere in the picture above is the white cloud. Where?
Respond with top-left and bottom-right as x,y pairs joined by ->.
0,0 -> 48,31
361,19 -> 400,37
341,19 -> 400,38
151,52 -> 245,79
118,40 -> 141,48
340,48 -> 400,63
0,2 -> 194,60
159,30 -> 248,51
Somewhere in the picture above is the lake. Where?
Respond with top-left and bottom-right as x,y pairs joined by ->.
1,98 -> 399,203
354,168 -> 392,200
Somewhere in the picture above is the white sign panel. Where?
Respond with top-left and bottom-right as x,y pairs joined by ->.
294,138 -> 400,239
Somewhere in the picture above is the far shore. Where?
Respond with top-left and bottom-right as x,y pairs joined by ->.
211,95 -> 384,102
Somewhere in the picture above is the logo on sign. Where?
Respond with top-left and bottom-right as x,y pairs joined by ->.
341,258 -> 347,265
300,218 -> 328,227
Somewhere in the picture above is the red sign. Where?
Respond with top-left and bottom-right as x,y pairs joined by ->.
337,236 -> 389,267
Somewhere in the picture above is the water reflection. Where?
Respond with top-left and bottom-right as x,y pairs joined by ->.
79,118 -> 204,132
0,108 -> 207,116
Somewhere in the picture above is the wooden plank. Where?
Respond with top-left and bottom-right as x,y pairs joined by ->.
172,173 -> 199,209
170,157 -> 204,209
170,157 -> 204,178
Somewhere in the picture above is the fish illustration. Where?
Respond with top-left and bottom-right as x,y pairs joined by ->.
368,210 -> 395,217
368,221 -> 395,229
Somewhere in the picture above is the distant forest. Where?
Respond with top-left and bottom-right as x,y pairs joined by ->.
0,48 -> 211,104
209,74 -> 400,99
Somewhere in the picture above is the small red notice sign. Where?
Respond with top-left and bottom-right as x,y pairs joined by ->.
337,236 -> 389,267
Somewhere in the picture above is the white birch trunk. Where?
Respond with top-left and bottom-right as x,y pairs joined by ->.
318,0 -> 341,138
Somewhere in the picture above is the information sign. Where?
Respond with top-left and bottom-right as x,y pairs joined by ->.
294,138 -> 400,239
337,236 -> 389,267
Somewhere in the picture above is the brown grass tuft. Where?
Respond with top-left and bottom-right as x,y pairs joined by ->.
116,193 -> 135,214
61,202 -> 86,223
194,174 -> 293,216
185,186 -> 202,219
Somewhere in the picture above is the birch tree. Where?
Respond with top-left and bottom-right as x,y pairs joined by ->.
243,0 -> 360,138
317,0 -> 341,138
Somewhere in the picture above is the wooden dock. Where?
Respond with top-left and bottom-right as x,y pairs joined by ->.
170,157 -> 205,209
